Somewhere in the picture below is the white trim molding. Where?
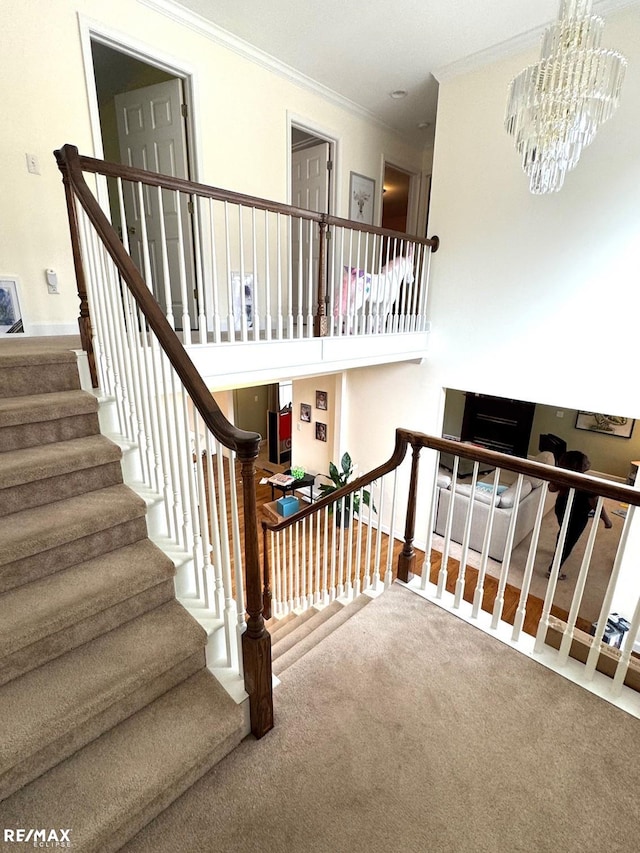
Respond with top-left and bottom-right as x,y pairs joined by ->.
137,0 -> 398,136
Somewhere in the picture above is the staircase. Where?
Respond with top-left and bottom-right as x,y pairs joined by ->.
0,339 -> 245,851
268,594 -> 373,677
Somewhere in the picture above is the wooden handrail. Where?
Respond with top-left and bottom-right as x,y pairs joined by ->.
261,428 -> 640,594
74,150 -> 440,252
55,143 -> 273,738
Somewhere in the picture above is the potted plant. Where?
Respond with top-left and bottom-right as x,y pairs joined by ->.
318,452 -> 374,525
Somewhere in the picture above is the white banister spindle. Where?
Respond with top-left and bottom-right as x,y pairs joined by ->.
294,520 -> 301,609
337,496 -> 346,598
204,431 -> 225,620
471,468 -> 502,619
329,502 -> 338,600
276,213 -> 283,340
238,205 -> 248,343
491,474 -> 524,629
372,482 -> 385,589
306,514 -> 314,608
534,488 -> 577,654
207,198 -> 221,342
296,217 -> 304,338
454,462 -> 479,608
584,504 -> 636,680
345,492 -> 356,598
275,530 -> 284,615
173,192 -> 192,343
315,511 -> 323,604
558,497 -> 604,664
192,196 -> 207,342
420,451 -> 441,591
215,442 -> 237,668
192,413 -> 214,609
512,483 -> 549,641
264,210 -> 272,340
437,455 -> 460,598
224,202 -> 234,342
286,215 -> 294,339
226,450 -> 245,659
385,471 -> 399,588
251,206 -> 260,342
306,219 -> 314,337
155,187 -> 174,327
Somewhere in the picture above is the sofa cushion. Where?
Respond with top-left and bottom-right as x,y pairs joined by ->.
527,450 -> 556,487
498,478 -> 533,508
437,468 -> 452,489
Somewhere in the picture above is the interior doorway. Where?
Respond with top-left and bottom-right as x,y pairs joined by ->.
89,40 -> 197,326
290,125 -> 335,322
382,164 -> 412,233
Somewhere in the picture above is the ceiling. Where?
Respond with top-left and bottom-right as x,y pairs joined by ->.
170,0 -> 636,148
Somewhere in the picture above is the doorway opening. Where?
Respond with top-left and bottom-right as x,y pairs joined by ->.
382,163 -> 414,233
89,39 -> 197,327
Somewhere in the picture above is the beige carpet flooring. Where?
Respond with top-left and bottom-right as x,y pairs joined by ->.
121,584 -> 639,853
432,497 -> 626,623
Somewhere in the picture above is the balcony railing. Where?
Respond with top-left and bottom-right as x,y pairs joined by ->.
262,433 -> 640,708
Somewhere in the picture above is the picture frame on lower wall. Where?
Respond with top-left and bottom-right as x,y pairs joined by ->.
0,277 -> 23,334
315,422 -> 327,442
575,411 -> 635,439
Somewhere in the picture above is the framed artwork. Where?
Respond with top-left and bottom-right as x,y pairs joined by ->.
315,390 -> 328,410
349,172 -> 375,226
315,422 -> 327,442
300,403 -> 311,422
0,278 -> 22,334
575,411 -> 635,439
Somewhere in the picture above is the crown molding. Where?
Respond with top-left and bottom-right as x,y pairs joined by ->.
433,0 -> 640,83
137,0 -> 397,135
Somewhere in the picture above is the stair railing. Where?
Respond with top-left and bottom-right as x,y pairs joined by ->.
264,429 -> 640,705
55,144 -> 273,738
55,146 -> 438,384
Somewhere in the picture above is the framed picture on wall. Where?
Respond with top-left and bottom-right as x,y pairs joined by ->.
300,403 -> 311,422
575,411 -> 635,439
315,390 -> 328,411
315,422 -> 327,442
349,172 -> 375,226
0,278 -> 23,334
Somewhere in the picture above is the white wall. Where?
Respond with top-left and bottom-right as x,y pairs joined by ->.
426,5 -> 640,421
0,0 -> 425,335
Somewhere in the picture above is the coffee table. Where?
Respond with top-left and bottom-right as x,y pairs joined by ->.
269,470 -> 316,503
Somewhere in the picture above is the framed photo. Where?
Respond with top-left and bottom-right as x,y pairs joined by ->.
315,422 -> 327,442
300,403 -> 311,422
349,172 -> 375,226
0,278 -> 23,334
575,411 -> 635,439
315,390 -> 328,410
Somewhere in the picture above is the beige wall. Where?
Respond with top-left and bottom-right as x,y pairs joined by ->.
0,0 -> 425,335
291,374 -> 342,476
426,5 -> 640,423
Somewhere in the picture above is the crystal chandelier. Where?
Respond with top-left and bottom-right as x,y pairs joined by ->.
505,0 -> 626,194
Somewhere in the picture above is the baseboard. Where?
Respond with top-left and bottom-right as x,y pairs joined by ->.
21,322 -> 80,336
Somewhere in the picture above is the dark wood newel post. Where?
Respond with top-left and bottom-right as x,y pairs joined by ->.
313,217 -> 329,337
239,454 -> 274,739
55,148 -> 98,388
397,442 -> 422,583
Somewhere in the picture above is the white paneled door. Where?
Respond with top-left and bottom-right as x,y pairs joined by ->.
115,79 -> 197,330
291,141 -> 330,327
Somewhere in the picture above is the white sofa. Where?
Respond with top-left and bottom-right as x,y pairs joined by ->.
433,451 -> 556,562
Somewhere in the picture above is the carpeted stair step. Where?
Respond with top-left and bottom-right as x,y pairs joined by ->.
0,389 -> 100,451
0,484 -> 149,594
269,607 -> 317,645
273,595 -> 373,676
271,601 -> 342,662
0,600 -> 207,801
0,434 -> 123,517
0,538 -> 176,686
265,610 -> 297,638
0,669 -> 246,853
0,345 -> 81,398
